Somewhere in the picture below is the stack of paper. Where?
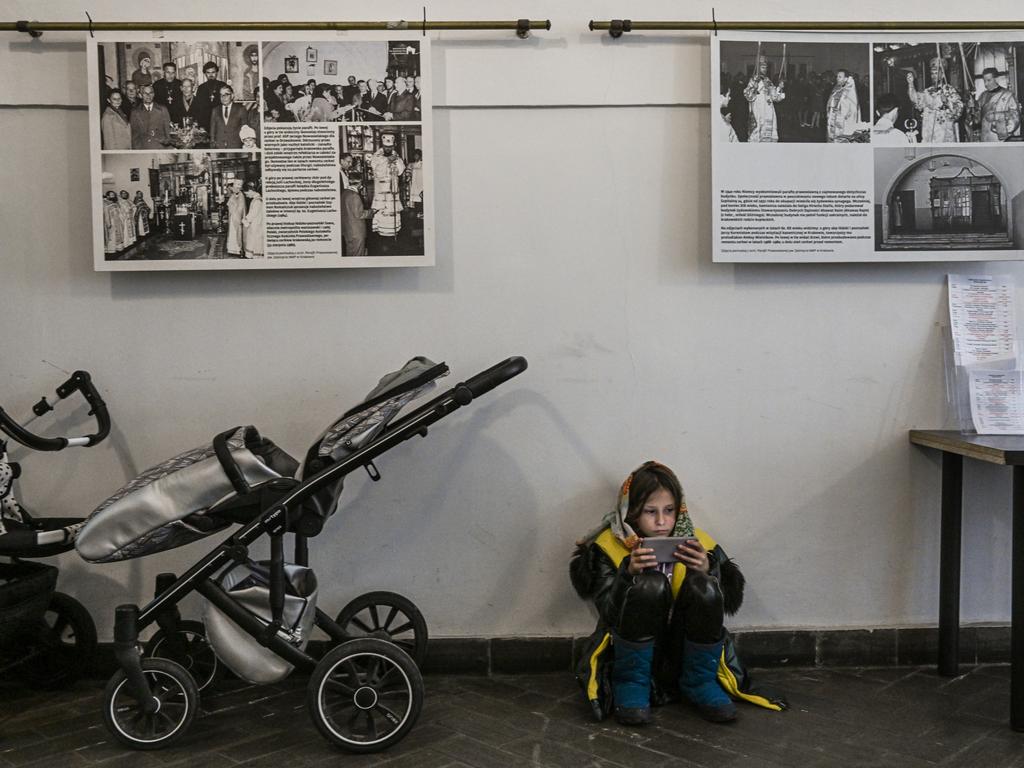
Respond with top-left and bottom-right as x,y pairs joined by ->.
948,275 -> 1024,434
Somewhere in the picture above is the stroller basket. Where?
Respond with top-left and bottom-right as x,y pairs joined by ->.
204,559 -> 318,684
0,561 -> 57,648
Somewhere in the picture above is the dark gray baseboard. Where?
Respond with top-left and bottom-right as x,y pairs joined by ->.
423,625 -> 1011,675
426,624 -> 1013,673
88,625 -> 1011,679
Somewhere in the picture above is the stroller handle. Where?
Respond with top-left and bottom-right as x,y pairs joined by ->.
0,370 -> 110,451
457,356 -> 528,402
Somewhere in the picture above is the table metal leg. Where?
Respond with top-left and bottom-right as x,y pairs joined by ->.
1012,466 -> 1024,731
939,451 -> 963,677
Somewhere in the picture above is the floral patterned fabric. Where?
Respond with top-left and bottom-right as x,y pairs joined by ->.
0,447 -> 24,536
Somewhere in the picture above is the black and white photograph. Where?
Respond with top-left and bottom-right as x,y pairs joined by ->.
261,40 -> 422,123
873,42 -> 1024,144
713,32 -> 1024,263
874,146 -> 1024,251
719,41 -> 871,143
96,41 -> 261,151
101,152 -> 263,261
90,32 -> 434,270
340,125 -> 425,258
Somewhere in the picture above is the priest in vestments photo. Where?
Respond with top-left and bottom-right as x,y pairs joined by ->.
744,56 -> 785,143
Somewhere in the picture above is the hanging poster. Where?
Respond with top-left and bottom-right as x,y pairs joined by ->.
712,31 -> 1024,263
88,32 -> 433,271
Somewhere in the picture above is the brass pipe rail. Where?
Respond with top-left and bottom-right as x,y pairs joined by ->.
4,19 -> 550,38
589,19 -> 1024,38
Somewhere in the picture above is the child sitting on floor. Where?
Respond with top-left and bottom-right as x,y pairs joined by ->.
570,461 -> 785,725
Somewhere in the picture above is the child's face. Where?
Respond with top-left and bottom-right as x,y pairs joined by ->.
635,487 -> 677,538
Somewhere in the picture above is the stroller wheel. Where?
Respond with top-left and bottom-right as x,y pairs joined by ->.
19,592 -> 97,689
102,658 -> 198,750
335,591 -> 428,666
144,620 -> 222,693
308,638 -> 423,753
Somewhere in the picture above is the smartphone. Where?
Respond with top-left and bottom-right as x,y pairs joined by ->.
642,536 -> 698,564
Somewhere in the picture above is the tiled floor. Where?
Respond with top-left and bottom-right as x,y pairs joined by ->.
1,665 -> 1022,768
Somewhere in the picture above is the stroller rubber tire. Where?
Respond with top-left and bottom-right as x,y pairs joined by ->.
335,591 -> 428,667
102,658 -> 198,750
308,638 -> 424,753
18,591 -> 97,689
143,619 -> 223,693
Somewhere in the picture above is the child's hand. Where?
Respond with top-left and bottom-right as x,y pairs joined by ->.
627,543 -> 657,575
674,539 -> 710,574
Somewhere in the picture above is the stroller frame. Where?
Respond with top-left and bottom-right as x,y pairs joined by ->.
105,356 -> 527,752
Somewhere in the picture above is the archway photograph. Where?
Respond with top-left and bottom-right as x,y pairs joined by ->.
874,147 -> 1024,251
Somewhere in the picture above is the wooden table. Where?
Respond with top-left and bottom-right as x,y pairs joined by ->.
910,429 -> 1024,731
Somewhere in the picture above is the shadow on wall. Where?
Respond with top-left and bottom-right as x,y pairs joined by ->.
310,382 -> 643,636
311,391 -> 540,634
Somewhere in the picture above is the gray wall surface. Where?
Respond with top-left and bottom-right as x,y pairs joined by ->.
1,0 -> 1020,640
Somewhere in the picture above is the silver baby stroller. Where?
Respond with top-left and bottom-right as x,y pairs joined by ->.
0,371 -> 110,688
75,356 -> 527,753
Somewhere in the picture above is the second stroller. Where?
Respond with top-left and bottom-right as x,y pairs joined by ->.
0,371 -> 110,689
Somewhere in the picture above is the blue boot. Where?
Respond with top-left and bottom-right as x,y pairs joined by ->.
611,635 -> 654,725
678,637 -> 737,723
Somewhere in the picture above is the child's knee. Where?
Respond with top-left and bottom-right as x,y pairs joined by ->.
681,572 -> 724,608
615,571 -> 672,640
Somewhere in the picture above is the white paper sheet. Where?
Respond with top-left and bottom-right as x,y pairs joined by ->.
948,274 -> 1017,367
969,369 -> 1024,434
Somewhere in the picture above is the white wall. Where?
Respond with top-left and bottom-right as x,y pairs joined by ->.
2,0 -> 1022,641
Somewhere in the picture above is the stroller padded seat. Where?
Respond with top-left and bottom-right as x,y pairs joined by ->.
76,427 -> 298,563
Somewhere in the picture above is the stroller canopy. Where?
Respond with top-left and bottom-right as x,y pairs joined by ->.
294,357 -> 448,534
306,356 -> 448,468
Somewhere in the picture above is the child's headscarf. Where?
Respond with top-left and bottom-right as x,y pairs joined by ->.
576,461 -> 694,548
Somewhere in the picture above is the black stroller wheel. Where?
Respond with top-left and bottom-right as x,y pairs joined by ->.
19,592 -> 97,689
335,591 -> 428,666
102,658 -> 198,750
308,638 -> 423,753
144,620 -> 222,693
